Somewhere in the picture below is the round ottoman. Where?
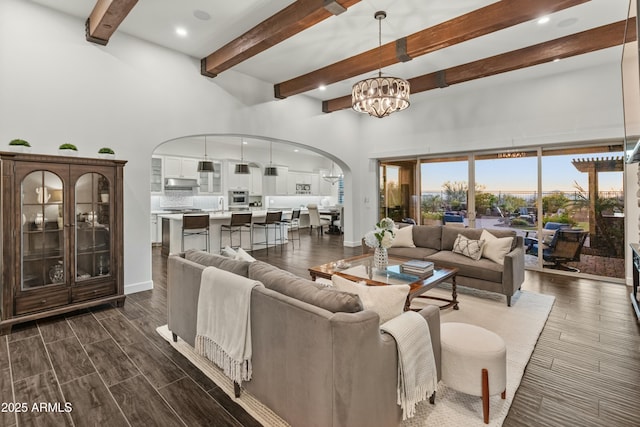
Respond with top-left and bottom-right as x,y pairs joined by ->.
441,322 -> 506,424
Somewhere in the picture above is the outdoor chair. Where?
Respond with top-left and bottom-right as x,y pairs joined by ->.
527,229 -> 588,272
524,222 -> 571,248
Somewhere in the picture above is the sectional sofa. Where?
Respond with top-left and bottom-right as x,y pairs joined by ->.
167,250 -> 442,427
365,225 -> 525,306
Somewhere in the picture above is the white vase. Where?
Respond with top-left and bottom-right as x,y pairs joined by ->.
58,149 -> 77,156
374,247 -> 388,272
8,145 -> 31,153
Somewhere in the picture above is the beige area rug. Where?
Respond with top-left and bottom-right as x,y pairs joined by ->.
157,287 -> 554,427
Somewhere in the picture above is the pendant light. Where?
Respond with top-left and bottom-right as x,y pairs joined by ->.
234,139 -> 250,174
264,142 -> 278,176
197,135 -> 215,173
351,11 -> 410,118
322,161 -> 342,185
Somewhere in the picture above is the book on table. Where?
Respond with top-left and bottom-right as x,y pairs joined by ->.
400,260 -> 434,276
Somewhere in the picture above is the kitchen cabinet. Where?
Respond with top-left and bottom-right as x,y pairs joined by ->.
250,166 -> 262,195
198,161 -> 222,194
227,161 -> 251,190
151,156 -> 163,193
151,214 -> 162,244
264,166 -> 288,195
318,169 -> 334,196
288,171 -> 317,195
164,156 -> 198,179
0,151 -> 126,334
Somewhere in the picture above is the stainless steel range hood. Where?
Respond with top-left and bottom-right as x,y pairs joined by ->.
164,178 -> 200,190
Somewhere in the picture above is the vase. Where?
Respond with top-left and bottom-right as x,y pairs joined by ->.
374,247 -> 388,272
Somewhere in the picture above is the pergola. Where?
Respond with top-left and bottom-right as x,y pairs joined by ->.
571,156 -> 624,243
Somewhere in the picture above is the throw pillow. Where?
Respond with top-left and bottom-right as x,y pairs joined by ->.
480,230 -> 513,265
452,234 -> 485,261
221,246 -> 237,258
234,247 -> 256,262
331,275 -> 409,324
391,225 -> 416,248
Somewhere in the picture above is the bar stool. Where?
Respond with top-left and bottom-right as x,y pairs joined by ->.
220,212 -> 253,251
182,214 -> 210,252
278,209 -> 301,248
253,211 -> 282,254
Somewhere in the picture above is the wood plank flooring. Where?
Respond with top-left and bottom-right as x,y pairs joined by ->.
0,232 -> 638,426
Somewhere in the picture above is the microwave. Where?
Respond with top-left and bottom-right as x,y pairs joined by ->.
229,190 -> 248,205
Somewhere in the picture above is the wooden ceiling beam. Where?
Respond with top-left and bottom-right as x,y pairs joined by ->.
276,0 -> 590,99
201,0 -> 361,78
85,0 -> 138,46
322,19 -> 634,113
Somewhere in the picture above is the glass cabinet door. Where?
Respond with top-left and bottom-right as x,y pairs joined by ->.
20,171 -> 65,290
75,173 -> 112,281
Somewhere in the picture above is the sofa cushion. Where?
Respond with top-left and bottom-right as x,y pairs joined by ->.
235,247 -> 257,262
184,250 -> 250,277
248,261 -> 363,313
412,225 -> 442,250
452,234 -> 485,261
388,246 -> 439,260
480,230 -> 513,265
390,225 -> 415,248
441,227 -> 517,251
331,275 -> 409,324
426,251 -> 503,283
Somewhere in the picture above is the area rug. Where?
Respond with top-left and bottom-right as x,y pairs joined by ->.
157,287 -> 554,427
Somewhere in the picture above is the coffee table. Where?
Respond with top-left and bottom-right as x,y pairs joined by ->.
309,254 -> 459,311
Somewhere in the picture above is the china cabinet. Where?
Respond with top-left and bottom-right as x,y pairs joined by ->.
0,152 -> 126,334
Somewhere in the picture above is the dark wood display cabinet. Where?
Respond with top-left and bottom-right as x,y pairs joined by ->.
0,151 -> 126,334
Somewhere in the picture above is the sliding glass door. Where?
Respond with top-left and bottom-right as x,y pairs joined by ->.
379,160 -> 417,222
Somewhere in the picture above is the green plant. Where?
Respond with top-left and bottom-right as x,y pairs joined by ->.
98,147 -> 114,154
422,211 -> 443,220
9,139 -> 30,147
509,218 -> 530,227
59,143 -> 77,150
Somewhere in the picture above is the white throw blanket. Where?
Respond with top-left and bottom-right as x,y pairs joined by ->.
380,311 -> 438,420
195,266 -> 263,384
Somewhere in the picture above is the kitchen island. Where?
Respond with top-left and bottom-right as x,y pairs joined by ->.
159,210 -> 298,255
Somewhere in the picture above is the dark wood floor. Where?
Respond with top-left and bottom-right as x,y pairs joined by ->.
1,232 -> 639,426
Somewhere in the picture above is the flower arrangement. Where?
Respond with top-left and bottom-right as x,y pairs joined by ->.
364,217 -> 396,249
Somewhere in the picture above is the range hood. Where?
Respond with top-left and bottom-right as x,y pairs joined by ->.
164,178 -> 200,190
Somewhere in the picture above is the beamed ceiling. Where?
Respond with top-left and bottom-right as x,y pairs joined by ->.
33,0 -> 634,114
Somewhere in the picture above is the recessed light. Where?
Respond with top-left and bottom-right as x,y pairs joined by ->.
294,149 -> 299,152
537,16 -> 550,25
318,85 -> 326,91
243,141 -> 248,145
193,10 -> 211,21
553,58 -> 561,63
175,27 -> 188,37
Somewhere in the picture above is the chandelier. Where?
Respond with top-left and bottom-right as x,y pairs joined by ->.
322,161 -> 342,185
264,141 -> 278,176
352,11 -> 410,118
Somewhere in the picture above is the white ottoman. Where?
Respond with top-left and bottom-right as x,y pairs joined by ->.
441,322 -> 507,424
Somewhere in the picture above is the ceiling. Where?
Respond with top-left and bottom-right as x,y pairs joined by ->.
29,0 -> 632,109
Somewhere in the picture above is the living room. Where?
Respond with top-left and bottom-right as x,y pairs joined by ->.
1,0 -> 639,426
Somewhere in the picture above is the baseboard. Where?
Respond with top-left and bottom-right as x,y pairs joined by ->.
343,239 -> 361,248
125,280 -> 153,295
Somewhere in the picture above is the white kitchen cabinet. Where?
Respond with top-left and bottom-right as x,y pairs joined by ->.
227,161 -> 251,190
311,173 -> 320,195
151,156 -> 163,193
250,166 -> 262,195
164,156 -> 198,179
318,168 -> 334,196
264,166 -> 288,195
198,161 -> 222,194
151,214 -> 161,244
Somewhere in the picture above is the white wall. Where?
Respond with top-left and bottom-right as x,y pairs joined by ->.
1,0 -> 633,290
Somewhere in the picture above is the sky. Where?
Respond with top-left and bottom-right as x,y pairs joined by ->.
418,154 -> 624,194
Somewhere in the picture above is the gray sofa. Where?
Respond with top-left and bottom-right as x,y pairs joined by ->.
366,225 -> 525,306
167,250 -> 442,427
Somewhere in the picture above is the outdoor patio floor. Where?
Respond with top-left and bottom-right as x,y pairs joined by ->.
525,253 -> 625,279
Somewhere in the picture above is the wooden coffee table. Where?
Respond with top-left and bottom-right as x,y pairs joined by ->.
309,254 -> 459,311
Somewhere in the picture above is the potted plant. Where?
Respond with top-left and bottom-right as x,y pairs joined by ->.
8,139 -> 31,153
58,143 -> 78,156
98,147 -> 115,159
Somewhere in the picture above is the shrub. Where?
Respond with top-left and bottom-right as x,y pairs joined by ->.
543,212 -> 575,226
59,143 -> 77,150
9,139 -> 30,147
422,211 -> 443,220
98,147 -> 114,154
510,218 -> 530,227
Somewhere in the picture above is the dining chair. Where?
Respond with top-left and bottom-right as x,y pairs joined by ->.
307,204 -> 330,236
